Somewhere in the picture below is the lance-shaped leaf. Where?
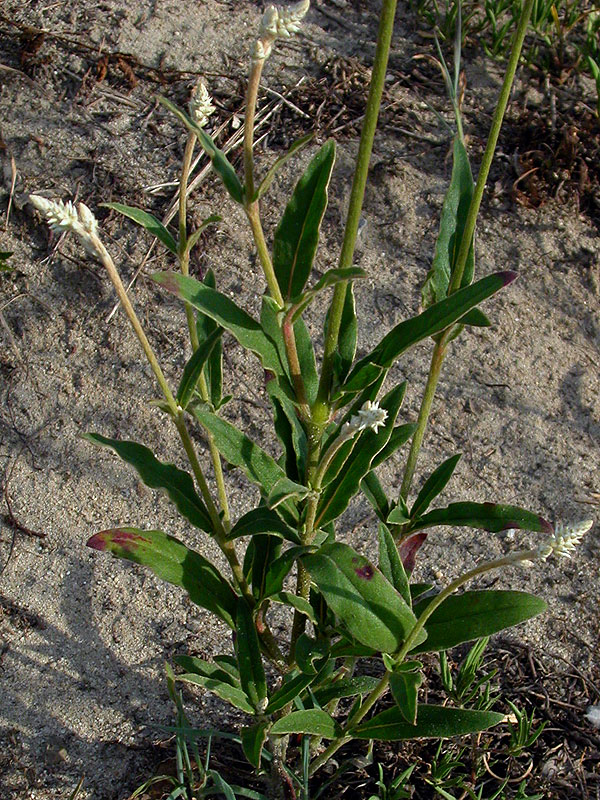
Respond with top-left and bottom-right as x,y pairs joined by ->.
261,546 -> 310,599
332,282 -> 358,387
174,655 -> 240,688
267,380 -> 307,481
152,271 -> 284,375
83,433 -> 213,533
410,590 -> 547,654
235,599 -> 267,712
344,271 -> 517,390
241,721 -> 269,769
185,213 -> 222,257
312,676 -> 380,706
245,534 -> 282,601
266,671 -> 316,714
361,471 -> 392,523
189,406 -> 297,521
352,704 -> 504,740
270,709 -> 341,738
101,202 -> 178,254
410,454 -> 462,519
175,672 -> 254,714
159,96 -> 244,204
273,141 -> 336,301
315,383 -> 407,527
421,136 -> 475,308
378,523 -> 410,606
87,528 -> 237,628
389,668 -> 423,725
195,269 -> 224,408
291,267 -> 365,320
177,328 -> 224,410
408,501 -> 553,535
267,476 -> 310,509
255,132 -> 314,201
302,542 -> 425,653
271,591 -> 318,625
227,507 -> 301,545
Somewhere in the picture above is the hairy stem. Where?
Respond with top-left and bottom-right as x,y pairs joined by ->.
313,0 -> 399,424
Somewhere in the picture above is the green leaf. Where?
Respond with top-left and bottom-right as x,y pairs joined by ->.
271,591 -> 318,624
295,634 -> 330,675
273,141 -> 336,301
241,721 -> 269,769
176,672 -> 254,713
377,523 -> 410,606
152,271 -> 284,375
361,471 -> 392,523
409,501 -> 553,535
302,542 -> 424,653
460,308 -> 491,327
261,546 -> 309,599
189,406 -> 296,519
293,316 -> 319,405
352,704 -> 504,740
312,676 -> 380,706
316,383 -> 408,527
227,507 -> 301,545
185,213 -> 221,256
389,669 -> 423,725
336,282 -> 358,385
266,671 -> 315,714
386,498 -> 411,525
370,423 -> 417,470
255,132 -> 314,201
267,380 -> 307,481
292,268 -> 366,320
159,96 -> 244,204
174,655 -> 240,687
345,271 -> 517,389
235,599 -> 267,711
83,433 -> 213,532
246,534 -> 282,601
87,528 -> 237,627
421,137 -> 475,308
176,328 -> 224,409
270,709 -> 341,738
411,590 -> 547,654
410,454 -> 462,519
101,202 -> 178,254
195,269 -> 224,407
267,476 -> 310,509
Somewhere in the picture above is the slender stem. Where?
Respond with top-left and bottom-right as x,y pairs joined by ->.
244,57 -> 264,202
398,0 -> 535,502
313,0 -> 399,424
309,546 -> 540,776
179,133 -> 195,258
399,337 -> 447,502
246,202 -> 284,307
448,0 -> 535,295
282,310 -> 310,422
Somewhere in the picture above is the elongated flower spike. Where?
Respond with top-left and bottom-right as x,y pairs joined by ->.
189,80 -> 216,127
253,1 -> 310,62
536,519 -> 593,561
30,195 -> 101,256
342,400 -> 388,436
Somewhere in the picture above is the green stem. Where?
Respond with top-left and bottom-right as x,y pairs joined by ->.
398,0 -> 535,502
448,0 -> 535,295
313,0 -> 399,424
282,309 -> 310,423
309,546 -> 540,776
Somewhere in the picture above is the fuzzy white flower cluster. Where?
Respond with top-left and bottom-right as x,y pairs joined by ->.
535,519 -> 593,561
30,195 -> 99,250
253,1 -> 310,62
342,401 -> 388,437
189,81 -> 215,128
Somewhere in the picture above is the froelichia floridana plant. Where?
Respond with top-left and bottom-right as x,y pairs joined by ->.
30,1 -> 593,797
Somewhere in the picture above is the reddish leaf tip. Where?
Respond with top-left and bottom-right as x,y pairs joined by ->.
87,532 -> 109,551
499,270 -> 518,286
87,528 -> 151,552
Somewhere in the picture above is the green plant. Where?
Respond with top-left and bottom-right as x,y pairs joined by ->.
440,638 -> 499,710
29,1 -> 592,797
367,762 -> 416,800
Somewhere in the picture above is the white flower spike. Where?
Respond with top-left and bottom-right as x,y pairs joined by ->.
189,81 -> 216,127
29,195 -> 81,235
535,519 -> 592,562
254,1 -> 310,62
342,400 -> 388,436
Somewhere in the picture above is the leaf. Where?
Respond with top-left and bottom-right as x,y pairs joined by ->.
409,501 -> 553,535
195,269 -> 224,407
185,213 -> 221,255
361,471 -> 392,522
83,433 -> 213,533
261,546 -> 309,599
267,476 -> 310,509
315,383 -> 408,527
267,380 -> 307,481
377,523 -> 410,605
336,282 -> 358,385
227,507 -> 301,545
345,271 -> 517,390
292,267 -> 366,319
266,671 -> 315,714
87,528 -> 237,627
189,406 -> 296,519
241,721 -> 269,769
101,202 -> 178,254
174,655 -> 240,687
421,136 -> 475,308
255,132 -> 314,200
271,592 -> 318,624
312,676 -> 380,706
159,96 -> 244,204
389,669 -> 422,725
410,590 -> 547,654
273,141 -> 336,301
176,672 -> 254,713
460,308 -> 491,327
235,599 -> 267,711
293,316 -> 319,405
246,534 -> 282,601
176,328 -> 224,409
302,542 -> 424,654
270,709 -> 341,738
152,271 -> 284,375
294,634 -> 330,675
410,454 -> 462,519
352,704 -> 504,740
369,423 -> 417,470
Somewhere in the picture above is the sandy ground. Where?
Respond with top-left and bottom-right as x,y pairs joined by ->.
0,1 -> 599,798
